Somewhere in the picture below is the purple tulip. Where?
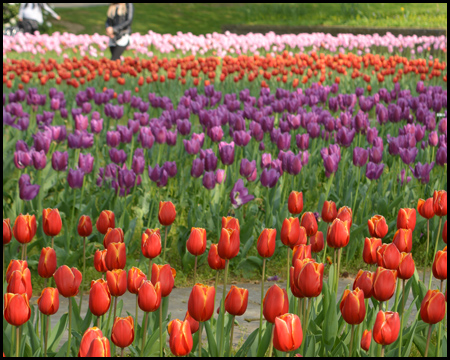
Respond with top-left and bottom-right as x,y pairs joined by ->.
438,117 -> 447,134
203,152 -> 218,172
128,119 -> 140,134
436,146 -> 447,166
296,134 -> 309,150
156,169 -> 168,188
52,151 -> 68,172
209,126 -> 224,142
218,141 -> 235,165
106,131 -> 121,147
300,151 -> 310,166
230,179 -> 255,208
183,139 -> 201,155
276,132 -> 291,151
233,130 -> 251,147
176,119 -> 191,136
163,161 -> 177,178
51,125 -> 67,142
336,127 -> 356,147
67,168 -> 84,189
14,151 -> 32,169
261,153 -> 272,169
366,127 -> 379,145
399,147 -> 418,165
50,98 -> 60,111
67,133 -> 82,150
410,162 -> 435,184
202,171 -> 216,190
260,168 -> 280,188
215,169 -> 226,184
109,148 -> 127,165
240,159 -> 256,180
365,162 -> 385,180
19,174 -> 40,201
353,147 -> 369,167
387,136 -> 400,156
369,146 -> 383,164
31,150 -> 46,170
139,129 -> 155,149
259,142 -> 265,151
148,164 -> 162,183
191,158 -> 204,178
166,130 -> 177,146
75,114 -> 89,131
90,118 -> 103,134
287,153 -> 302,175
118,169 -> 136,189
33,132 -> 51,154
132,155 -> 145,175
306,122 -> 321,139
15,140 -> 29,152
192,133 -> 205,147
117,125 -> 133,144
78,153 -> 94,174
428,131 -> 439,147
81,132 -> 94,149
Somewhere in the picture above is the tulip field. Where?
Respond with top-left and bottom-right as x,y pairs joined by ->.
2,29 -> 448,358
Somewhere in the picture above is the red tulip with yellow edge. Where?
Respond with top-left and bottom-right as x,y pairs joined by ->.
420,289 -> 446,324
77,215 -> 93,237
218,227 -> 240,260
353,270 -> 374,299
326,218 -> 350,248
417,198 -> 435,219
373,311 -> 400,345
322,200 -> 337,223
300,212 -> 318,237
86,336 -> 111,357
3,293 -> 31,327
127,267 -> 147,294
363,237 -> 382,265
103,227 -> 124,248
3,218 -> 12,245
367,215 -> 389,239
105,242 -> 126,270
392,228 -> 413,253
53,265 -> 82,298
151,263 -> 176,297
111,316 -> 134,349
168,319 -> 193,357
94,249 -> 108,273
397,253 -> 415,280
106,269 -> 127,297
6,260 -> 28,283
7,268 -> 32,300
295,259 -> 324,298
263,284 -> 289,323
273,313 -> 303,352
186,227 -> 207,256
336,206 -> 353,228
96,210 -> 115,235
291,244 -> 311,266
78,327 -> 103,357
340,288 -> 366,325
310,231 -> 324,253
288,191 -> 303,215
361,330 -> 371,352
184,311 -> 199,334
188,283 -> 216,322
432,248 -> 447,281
433,190 -> 447,217
42,208 -> 62,237
280,217 -> 301,248
257,228 -> 276,258
222,216 -> 240,233
376,243 -> 401,270
38,247 -> 57,278
225,286 -> 249,316
396,208 -> 416,231
37,287 -> 59,316
89,279 -> 111,317
13,213 -> 36,244
138,280 -> 162,312
207,244 -> 226,270
141,228 -> 162,259
158,201 -> 176,226
290,266 -> 304,298
372,267 -> 397,302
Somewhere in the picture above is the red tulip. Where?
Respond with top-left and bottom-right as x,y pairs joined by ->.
168,319 -> 193,357
96,210 -> 115,235
290,266 -> 304,298
3,218 -> 12,245
106,269 -> 127,297
103,227 -> 124,249
127,267 -> 147,294
94,249 -> 108,273
361,330 -> 371,352
288,191 -> 303,215
78,215 -> 93,237
432,248 -> 447,281
368,215 -> 388,239
218,227 -> 240,260
207,244 -> 226,270
396,208 -> 416,231
417,198 -> 435,220
138,280 -> 162,313
373,311 -> 400,345
6,260 -> 28,283
3,293 -> 31,326
263,284 -> 289,323
13,213 -> 37,244
222,216 -> 240,233
78,327 -> 103,357
7,268 -> 32,303
257,228 -> 276,258
295,259 -> 324,298
353,270 -> 374,299
291,244 -> 311,266
340,288 -> 366,325
111,316 -> 134,348
188,283 -> 215,322
372,267 -> 397,302
37,247 -> 57,278
37,287 -> 59,315
89,279 -> 111,317
322,200 -> 337,223
326,218 -> 350,248
310,231 -> 324,253
433,190 -> 447,217
336,206 -> 353,228
280,217 -> 301,248
184,311 -> 199,334
186,227 -> 207,256
397,253 -> 415,280
53,265 -> 82,298
273,313 -> 303,352
151,263 -> 176,297
141,228 -> 162,259
105,242 -> 126,270
420,289 -> 446,324
392,228 -> 413,253
86,336 -> 111,357
376,243 -> 401,270
363,237 -> 382,265
443,221 -> 447,244
42,208 -> 62,237
158,201 -> 176,226
300,212 -> 318,237
225,286 -> 249,316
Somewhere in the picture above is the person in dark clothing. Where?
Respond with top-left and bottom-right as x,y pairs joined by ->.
106,3 -> 134,61
18,3 -> 60,34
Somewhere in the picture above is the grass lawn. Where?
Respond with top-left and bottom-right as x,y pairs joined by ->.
48,3 -> 447,36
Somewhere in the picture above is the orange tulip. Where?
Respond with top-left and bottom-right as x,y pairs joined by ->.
433,190 -> 447,217
300,212 -> 318,237
105,242 -> 126,270
420,289 -> 446,324
94,249 -> 108,273
363,237 -> 382,265
78,327 -> 103,357
218,227 -> 240,259
373,311 -> 400,345
186,227 -> 207,256
188,283 -> 215,322
86,336 -> 111,357
340,288 -> 366,325
257,228 -> 276,258
7,268 -> 32,302
225,286 -> 249,316
392,228 -> 413,253
417,198 -> 435,219
367,215 -> 388,238
168,319 -> 193,357
13,213 -> 37,244
376,243 -> 401,270
273,313 -> 303,352
127,267 -> 147,294
263,284 -> 289,323
321,200 -> 337,223
53,265 -> 82,298
361,329 -> 371,352
78,215 -> 93,237
207,244 -> 226,270
295,259 -> 324,298
222,216 -> 240,233
106,269 -> 127,297
141,228 -> 162,259
326,218 -> 350,248
96,210 -> 115,235
291,244 -> 311,266
184,311 -> 199,334
37,287 -> 59,316
372,267 -> 397,302
103,227 -> 124,249
42,208 -> 62,237
6,260 -> 28,283
353,270 -> 374,299
3,293 -> 31,326
336,206 -> 353,228
280,217 -> 301,248
111,316 -> 134,348
38,247 -> 57,278
288,191 -> 303,215
397,253 -> 415,280
310,231 -> 324,253
158,201 -> 176,226
432,248 -> 447,281
138,280 -> 162,313
443,220 -> 447,244
3,218 -> 12,245
397,208 -> 416,231
151,263 -> 176,297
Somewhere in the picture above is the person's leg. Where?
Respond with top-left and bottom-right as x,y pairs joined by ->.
110,45 -> 127,61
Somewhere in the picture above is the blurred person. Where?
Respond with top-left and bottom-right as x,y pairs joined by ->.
18,3 -> 61,34
106,3 -> 134,61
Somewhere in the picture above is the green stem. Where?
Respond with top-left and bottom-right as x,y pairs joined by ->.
423,220 -> 430,283
286,247 -> 290,293
349,324 -> 355,357
112,296 -> 118,357
267,325 -> 274,357
194,255 -> 198,285
429,217 -> 443,290
393,279 -> 401,312
44,315 -> 49,357
424,324 -> 432,357
97,316 -> 100,328
219,260 -> 230,356
335,248 -> 342,295
322,224 -> 330,264
106,296 -> 114,335
213,270 -> 219,328
79,237 -> 86,313
352,166 -> 361,213
258,258 -> 266,346
159,304 -> 163,357
70,190 -> 77,246
148,259 -> 153,280
298,298 -> 302,322
66,297 -> 72,356
381,345 -> 385,357
16,326 -> 19,358
398,279 -> 406,356
141,313 -> 149,357
198,321 -> 203,357
134,295 -> 138,346
229,316 -> 235,356
436,280 -> 444,356
163,226 -> 169,263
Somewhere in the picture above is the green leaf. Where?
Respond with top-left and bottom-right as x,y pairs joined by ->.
235,328 -> 259,358
322,292 -> 337,351
26,319 -> 41,354
237,256 -> 263,274
204,320 -> 218,358
81,308 -> 94,334
414,329 -> 436,357
48,313 -> 68,352
256,322 -> 273,357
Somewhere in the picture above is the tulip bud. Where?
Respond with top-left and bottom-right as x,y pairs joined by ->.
96,210 -> 115,235
141,228 -> 162,259
158,201 -> 176,226
13,213 -> 37,244
7,268 -> 32,301
94,249 -> 108,273
218,227 -> 240,260
257,228 -> 276,258
322,200 -> 337,223
184,311 -> 199,334
291,245 -> 311,266
300,212 -> 318,237
280,218 -> 301,248
78,215 -> 93,237
38,247 -> 57,278
225,286 -> 249,316
363,237 -> 382,265
295,259 -> 324,298
273,313 -> 303,352
103,227 -> 124,249
78,327 -> 104,357
188,283 -> 215,322
37,287 -> 59,315
397,252 -> 415,280
151,263 -> 176,297
288,191 -> 303,215
373,311 -> 400,346
336,206 -> 352,228
340,288 -> 366,325
376,243 -> 401,270
111,316 -> 134,348
207,244 -> 226,270
168,319 -> 193,357
432,249 -> 447,281
361,330 -> 371,352
106,269 -> 127,297
433,190 -> 447,217
42,208 -> 62,237
417,198 -> 435,220
54,265 -> 82,298
392,228 -> 413,253
372,267 -> 397,302
310,231 -> 324,253
105,242 -> 126,270
263,284 -> 289,323
138,280 -> 162,312
367,215 -> 388,238
222,216 -> 240,233
86,337 -> 111,357
397,208 -> 416,231
127,267 -> 147,294
353,270 -> 374,299
3,293 -> 31,326
3,219 -> 12,245
186,227 -> 207,256
6,260 -> 28,283
326,218 -> 350,249
420,289 -> 446,324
